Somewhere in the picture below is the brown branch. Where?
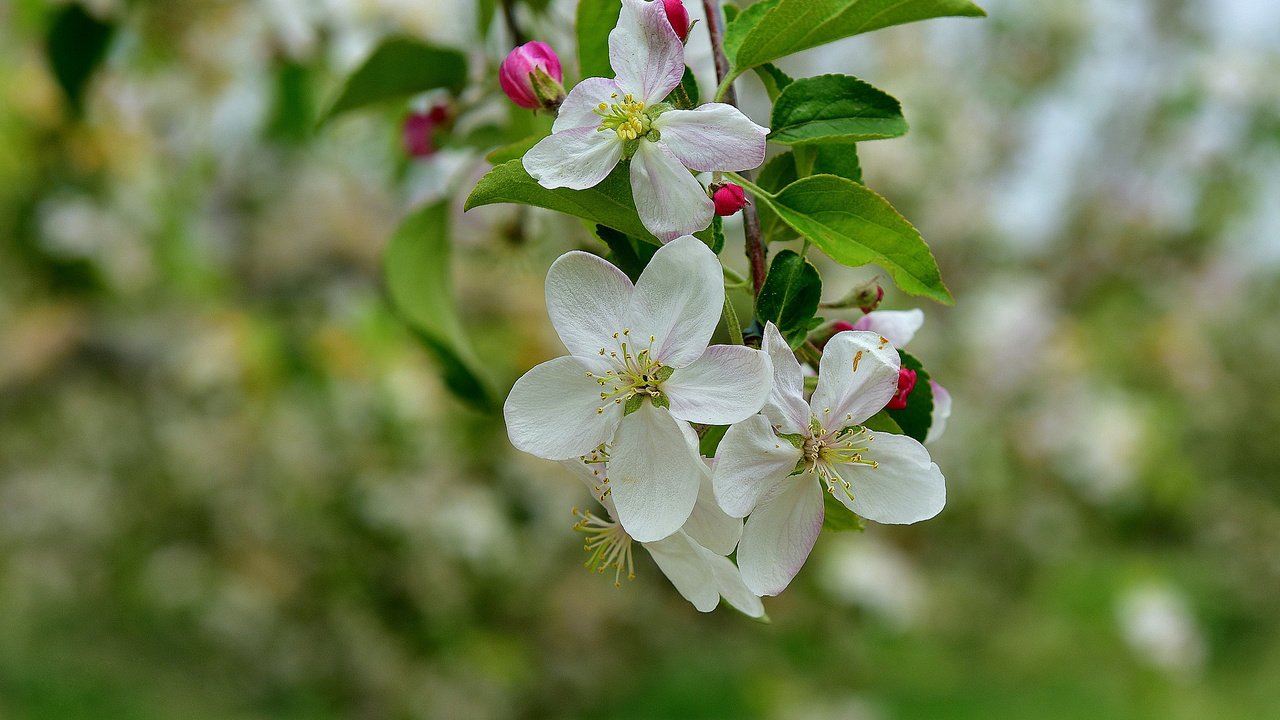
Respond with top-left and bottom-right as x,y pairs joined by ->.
702,0 -> 766,296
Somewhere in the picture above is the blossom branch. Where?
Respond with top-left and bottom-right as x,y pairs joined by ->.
702,0 -> 767,298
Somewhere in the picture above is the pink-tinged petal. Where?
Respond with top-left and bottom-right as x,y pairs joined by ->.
545,251 -> 634,359
523,127 -> 622,190
654,104 -> 768,172
832,431 -> 945,524
852,309 -> 924,348
762,322 -> 810,434
810,330 -> 900,429
553,77 -> 622,132
925,381 -> 951,444
629,140 -> 714,241
711,414 -> 802,518
610,0 -> 685,104
643,531 -> 719,612
705,551 -> 766,617
504,355 -> 622,459
607,402 -> 702,542
664,345 -> 771,425
624,235 -> 722,367
737,478 -> 824,596
681,471 -> 742,555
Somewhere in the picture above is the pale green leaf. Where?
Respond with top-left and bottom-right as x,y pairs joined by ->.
578,0 -> 621,80
320,38 -> 466,124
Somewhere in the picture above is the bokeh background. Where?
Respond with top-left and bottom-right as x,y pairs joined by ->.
3,0 -> 1280,718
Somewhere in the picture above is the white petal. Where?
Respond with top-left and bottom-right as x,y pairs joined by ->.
762,322 -> 810,434
504,356 -> 622,459
810,330 -> 900,429
852,309 -> 925,348
664,345 -> 772,425
925,381 -> 951,444
545,251 -> 634,359
610,0 -> 684,105
833,431 -> 945,524
644,532 -> 719,612
553,77 -> 621,132
629,140 -> 714,242
624,235 -> 722,367
737,478 -> 824,596
705,551 -> 766,618
711,414 -> 802,518
680,471 -> 742,556
653,104 -> 768,172
523,127 -> 622,190
606,402 -> 702,542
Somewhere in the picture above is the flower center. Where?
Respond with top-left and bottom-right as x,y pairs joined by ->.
585,329 -> 672,414
801,422 -> 879,500
572,507 -> 636,587
595,93 -> 654,142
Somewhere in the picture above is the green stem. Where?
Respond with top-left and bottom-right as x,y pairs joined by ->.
722,296 -> 745,345
722,264 -> 748,287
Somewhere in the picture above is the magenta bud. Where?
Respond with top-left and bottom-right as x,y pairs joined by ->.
859,285 -> 885,314
830,321 -> 856,334
662,0 -> 691,41
499,41 -> 564,110
402,106 -> 448,158
886,368 -> 918,410
712,183 -> 748,216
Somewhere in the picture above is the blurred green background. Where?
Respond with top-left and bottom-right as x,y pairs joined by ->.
3,0 -> 1280,718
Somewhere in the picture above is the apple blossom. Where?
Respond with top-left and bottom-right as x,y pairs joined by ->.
712,323 -> 946,596
504,236 -> 772,542
561,447 -> 764,617
499,41 -> 565,110
850,309 -> 951,442
521,0 -> 767,241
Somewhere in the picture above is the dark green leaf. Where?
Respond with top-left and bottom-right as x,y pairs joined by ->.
771,74 -> 907,145
740,174 -> 953,304
666,65 -> 700,108
699,424 -> 729,457
577,0 -> 621,80
752,63 -> 794,102
822,492 -> 867,533
756,249 -> 822,343
756,153 -> 800,244
465,160 -> 655,241
384,202 -> 495,410
266,60 -> 316,142
320,37 -> 466,124
695,215 -> 725,254
757,146 -> 862,243
46,3 -> 115,116
595,225 -> 657,281
729,0 -> 986,72
887,350 -> 933,442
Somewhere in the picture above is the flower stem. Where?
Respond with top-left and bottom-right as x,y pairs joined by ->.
702,0 -> 767,298
722,296 -> 745,345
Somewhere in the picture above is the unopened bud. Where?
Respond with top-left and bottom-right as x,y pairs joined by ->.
499,42 -> 564,110
824,277 -> 884,312
402,104 -> 450,158
662,0 -> 691,41
886,368 -> 917,410
711,183 -> 748,216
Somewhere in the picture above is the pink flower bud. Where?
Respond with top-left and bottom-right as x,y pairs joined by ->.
402,106 -> 449,158
886,368 -> 918,410
712,183 -> 748,216
859,284 -> 884,314
662,0 -> 691,41
499,42 -> 564,110
830,321 -> 856,334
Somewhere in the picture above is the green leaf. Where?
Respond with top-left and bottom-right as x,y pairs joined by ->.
595,225 -> 657,281
822,492 -> 867,533
667,65 -> 700,108
864,410 -> 904,434
887,349 -> 934,442
578,0 -> 621,80
384,202 -> 494,411
266,60 -> 316,143
485,132 -> 545,164
752,63 -> 794,102
699,425 -> 729,457
756,147 -> 862,244
729,0 -> 986,73
46,3 -> 115,116
465,160 -> 655,241
770,74 -> 907,145
695,215 -> 725,254
477,0 -> 498,35
737,174 -> 952,304
756,250 -> 822,343
320,37 -> 466,124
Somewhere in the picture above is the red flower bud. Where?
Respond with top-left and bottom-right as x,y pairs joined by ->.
886,368 -> 918,410
662,0 -> 691,41
830,321 -> 856,334
499,42 -> 564,110
860,285 -> 885,314
712,183 -> 748,216
402,107 -> 448,158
